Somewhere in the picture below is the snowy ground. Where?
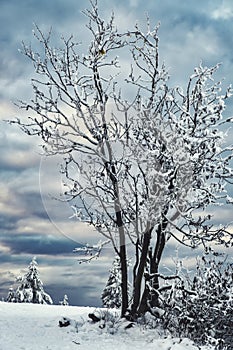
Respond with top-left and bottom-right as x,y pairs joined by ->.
0,302 -> 214,350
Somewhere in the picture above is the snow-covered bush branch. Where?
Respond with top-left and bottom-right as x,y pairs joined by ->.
160,255 -> 233,349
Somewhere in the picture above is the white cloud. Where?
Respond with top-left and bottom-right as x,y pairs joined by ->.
0,150 -> 39,170
0,185 -> 25,216
0,243 -> 11,254
211,3 -> 233,20
159,24 -> 222,87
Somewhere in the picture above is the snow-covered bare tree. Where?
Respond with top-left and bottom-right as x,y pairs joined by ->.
102,256 -> 122,309
11,0 -> 233,319
15,257 -> 53,304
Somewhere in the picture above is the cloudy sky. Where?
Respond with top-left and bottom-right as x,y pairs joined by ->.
0,0 -> 233,306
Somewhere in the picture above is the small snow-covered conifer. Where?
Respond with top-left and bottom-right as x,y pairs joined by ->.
15,257 -> 53,304
60,294 -> 69,306
102,256 -> 122,309
6,287 -> 15,302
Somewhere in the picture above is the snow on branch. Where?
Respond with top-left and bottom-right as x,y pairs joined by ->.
73,240 -> 110,263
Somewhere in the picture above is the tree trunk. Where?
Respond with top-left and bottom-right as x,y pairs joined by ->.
111,167 -> 128,316
119,242 -> 128,316
105,160 -> 129,317
138,216 -> 168,313
150,217 -> 167,307
130,224 -> 153,319
114,196 -> 128,317
117,213 -> 128,317
137,247 -> 152,315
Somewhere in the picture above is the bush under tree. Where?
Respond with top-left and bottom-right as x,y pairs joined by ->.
160,255 -> 233,349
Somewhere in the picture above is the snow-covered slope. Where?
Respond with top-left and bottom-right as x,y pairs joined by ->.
0,302 -> 213,350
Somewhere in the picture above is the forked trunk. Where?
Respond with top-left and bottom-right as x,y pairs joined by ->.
130,224 -> 153,319
134,217 -> 168,317
150,223 -> 166,307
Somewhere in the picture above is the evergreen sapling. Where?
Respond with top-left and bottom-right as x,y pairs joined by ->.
102,256 -> 122,309
15,257 -> 53,305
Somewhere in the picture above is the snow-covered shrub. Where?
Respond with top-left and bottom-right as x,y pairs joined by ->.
136,311 -> 164,332
88,308 -> 126,334
160,256 -> 233,349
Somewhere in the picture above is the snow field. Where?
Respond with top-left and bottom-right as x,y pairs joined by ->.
0,302 -> 215,350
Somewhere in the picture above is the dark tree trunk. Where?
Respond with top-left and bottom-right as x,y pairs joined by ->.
137,247 -> 153,315
119,242 -> 128,317
117,214 -> 128,317
138,215 -> 168,313
150,217 -> 167,307
113,196 -> 128,317
130,224 -> 153,319
137,277 -> 150,315
107,162 -> 129,317
32,289 -> 37,304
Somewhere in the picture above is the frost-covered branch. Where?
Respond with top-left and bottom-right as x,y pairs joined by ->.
73,240 -> 110,263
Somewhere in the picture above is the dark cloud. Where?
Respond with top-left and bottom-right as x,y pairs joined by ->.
19,191 -> 49,219
0,232 -> 80,255
0,214 -> 18,231
46,284 -> 103,307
